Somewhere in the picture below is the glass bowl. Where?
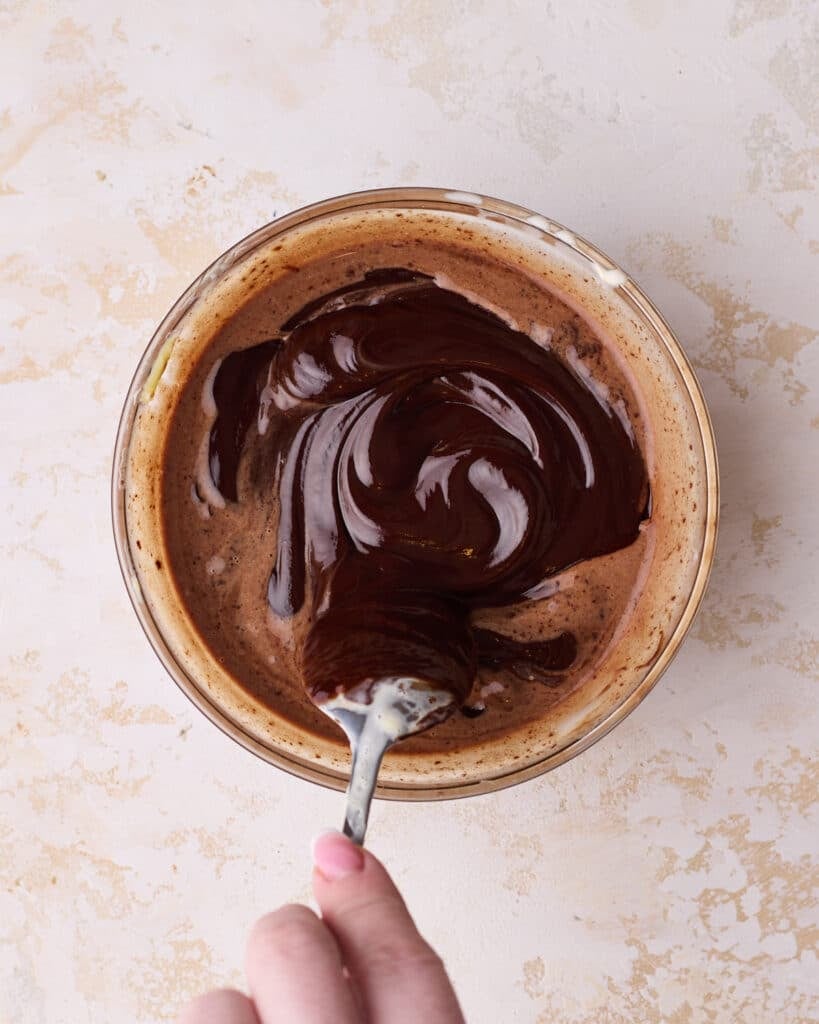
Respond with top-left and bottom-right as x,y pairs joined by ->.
112,187 -> 718,802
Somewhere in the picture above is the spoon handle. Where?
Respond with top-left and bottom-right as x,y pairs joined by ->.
341,718 -> 392,845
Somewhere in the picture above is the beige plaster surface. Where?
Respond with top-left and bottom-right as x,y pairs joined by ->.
1,2 -> 817,1021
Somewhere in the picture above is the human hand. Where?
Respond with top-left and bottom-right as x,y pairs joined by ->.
178,831 -> 465,1023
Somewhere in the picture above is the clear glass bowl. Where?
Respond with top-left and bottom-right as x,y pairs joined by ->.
112,187 -> 718,801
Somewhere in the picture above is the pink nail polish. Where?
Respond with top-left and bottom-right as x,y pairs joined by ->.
312,829 -> 365,880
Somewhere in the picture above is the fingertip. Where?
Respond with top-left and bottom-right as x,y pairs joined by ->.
312,837 -> 400,912
244,904 -> 359,1023
177,987 -> 259,1024
246,904 -> 321,975
311,829 -> 365,881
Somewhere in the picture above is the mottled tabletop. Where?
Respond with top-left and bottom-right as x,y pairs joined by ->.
2,2 -> 817,1022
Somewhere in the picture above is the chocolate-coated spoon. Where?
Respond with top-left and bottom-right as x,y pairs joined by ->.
319,678 -> 454,845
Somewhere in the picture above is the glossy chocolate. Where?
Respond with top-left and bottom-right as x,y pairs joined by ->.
205,271 -> 649,704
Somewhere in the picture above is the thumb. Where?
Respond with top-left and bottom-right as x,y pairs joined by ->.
312,831 -> 465,1024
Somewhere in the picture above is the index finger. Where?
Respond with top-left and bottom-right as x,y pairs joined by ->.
312,831 -> 465,1024
245,903 -> 361,1024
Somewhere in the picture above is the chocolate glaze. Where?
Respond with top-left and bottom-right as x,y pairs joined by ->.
206,271 -> 649,706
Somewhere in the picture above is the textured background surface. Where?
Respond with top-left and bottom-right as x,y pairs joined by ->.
2,2 -> 817,1021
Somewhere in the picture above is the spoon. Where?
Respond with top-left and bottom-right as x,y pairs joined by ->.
319,678 -> 455,845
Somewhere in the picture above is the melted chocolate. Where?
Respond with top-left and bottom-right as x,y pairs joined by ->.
206,271 -> 649,704
474,627 -> 578,684
460,704 -> 487,719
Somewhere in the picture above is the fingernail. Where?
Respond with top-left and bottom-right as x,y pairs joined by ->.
312,829 -> 365,881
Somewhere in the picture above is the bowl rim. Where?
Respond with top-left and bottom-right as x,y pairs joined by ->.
111,185 -> 719,802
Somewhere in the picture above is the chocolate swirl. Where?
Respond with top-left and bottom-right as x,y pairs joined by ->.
207,271 -> 649,705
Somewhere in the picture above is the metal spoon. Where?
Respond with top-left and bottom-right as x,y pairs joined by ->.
319,678 -> 454,845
